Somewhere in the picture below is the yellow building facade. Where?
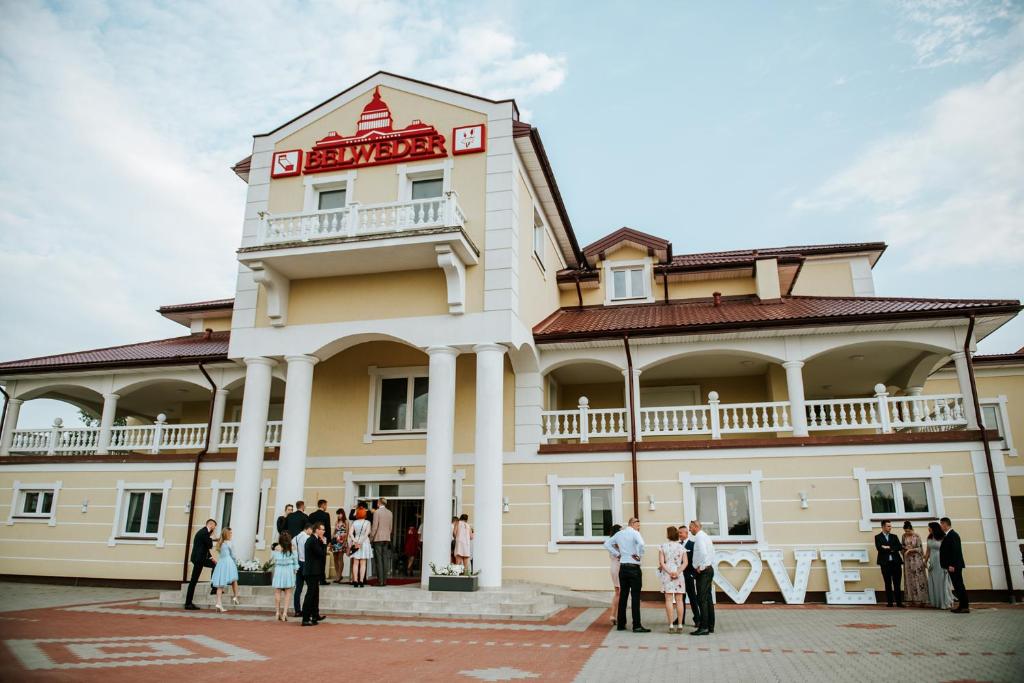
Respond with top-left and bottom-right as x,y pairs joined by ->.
1,73 -> 1021,603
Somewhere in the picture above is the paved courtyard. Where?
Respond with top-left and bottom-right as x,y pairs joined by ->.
0,582 -> 1021,682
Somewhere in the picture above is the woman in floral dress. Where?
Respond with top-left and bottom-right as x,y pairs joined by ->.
331,508 -> 348,584
901,521 -> 928,606
657,526 -> 688,633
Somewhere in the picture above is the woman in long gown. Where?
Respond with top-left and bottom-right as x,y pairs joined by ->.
901,521 -> 928,605
924,521 -> 953,609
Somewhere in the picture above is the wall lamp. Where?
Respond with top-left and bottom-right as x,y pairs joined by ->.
648,494 -> 656,512
502,497 -> 510,513
799,491 -> 809,509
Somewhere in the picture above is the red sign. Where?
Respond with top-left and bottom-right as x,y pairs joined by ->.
271,87 -> 485,179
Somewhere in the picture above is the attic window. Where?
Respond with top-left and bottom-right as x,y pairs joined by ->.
611,265 -> 646,300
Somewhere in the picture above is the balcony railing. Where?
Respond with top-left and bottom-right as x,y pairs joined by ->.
541,390 -> 968,444
9,416 -> 283,455
258,192 -> 466,246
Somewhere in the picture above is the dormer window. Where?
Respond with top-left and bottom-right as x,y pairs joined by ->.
604,259 -> 653,304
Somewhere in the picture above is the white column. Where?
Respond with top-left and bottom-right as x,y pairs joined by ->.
950,352 -> 979,429
207,388 -> 229,454
622,368 -> 642,441
96,393 -> 119,454
473,344 -> 505,589
0,398 -> 23,455
275,355 -> 318,518
422,346 -> 458,586
232,357 -> 276,561
783,361 -> 809,437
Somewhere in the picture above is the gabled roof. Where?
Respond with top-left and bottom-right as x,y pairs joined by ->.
0,332 -> 231,376
158,298 -> 235,328
533,295 -> 1021,343
582,227 -> 671,263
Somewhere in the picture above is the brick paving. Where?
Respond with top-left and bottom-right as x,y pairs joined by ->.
0,583 -> 1021,682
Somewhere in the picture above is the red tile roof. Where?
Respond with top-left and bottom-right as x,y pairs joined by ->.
668,242 -> 886,268
533,295 -> 1021,342
157,298 -> 235,314
0,332 -> 231,375
972,347 -> 1024,365
582,227 -> 671,261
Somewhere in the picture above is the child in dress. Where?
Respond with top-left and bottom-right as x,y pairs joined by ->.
272,531 -> 299,621
211,527 -> 240,612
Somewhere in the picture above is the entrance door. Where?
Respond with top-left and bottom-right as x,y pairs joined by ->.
356,480 -> 426,581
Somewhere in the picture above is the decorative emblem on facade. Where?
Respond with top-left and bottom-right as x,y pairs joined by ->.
271,86 -> 486,179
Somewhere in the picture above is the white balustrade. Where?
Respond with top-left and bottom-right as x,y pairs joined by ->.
639,405 -> 712,436
219,422 -> 241,448
265,420 -> 283,447
717,401 -> 792,434
805,398 -> 880,431
260,192 -> 465,246
11,428 -> 58,453
888,394 -> 966,430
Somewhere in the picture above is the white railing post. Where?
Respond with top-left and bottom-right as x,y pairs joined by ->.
874,384 -> 892,434
444,191 -> 457,226
47,418 -> 62,455
347,202 -> 360,236
708,392 -> 721,439
151,413 -> 167,454
578,396 -> 590,444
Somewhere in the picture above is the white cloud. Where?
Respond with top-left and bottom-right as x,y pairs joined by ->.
0,1 -> 566,380
895,0 -> 1023,67
794,58 -> 1024,269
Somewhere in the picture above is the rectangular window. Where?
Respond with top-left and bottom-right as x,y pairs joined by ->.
868,480 -> 932,517
693,484 -> 753,539
411,178 -> 443,200
611,266 -> 646,300
533,209 -> 545,266
317,189 -> 347,210
18,490 -> 54,517
376,374 -> 429,433
121,490 -> 163,538
980,404 -> 1004,437
559,487 -> 613,539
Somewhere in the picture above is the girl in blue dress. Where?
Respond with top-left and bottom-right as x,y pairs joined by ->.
211,527 -> 240,612
272,531 -> 299,622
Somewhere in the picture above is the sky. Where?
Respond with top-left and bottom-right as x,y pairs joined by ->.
1,0 -> 1022,427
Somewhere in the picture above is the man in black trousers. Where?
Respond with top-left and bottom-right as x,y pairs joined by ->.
940,517 -> 970,613
679,524 -> 701,628
875,520 -> 904,607
184,518 -> 217,610
308,499 -> 332,585
302,522 -> 328,626
286,500 -> 309,539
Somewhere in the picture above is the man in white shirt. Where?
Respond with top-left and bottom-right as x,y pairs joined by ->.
606,517 -> 650,633
292,522 -> 312,618
688,519 -> 716,636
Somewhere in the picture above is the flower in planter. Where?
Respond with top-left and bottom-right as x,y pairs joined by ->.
428,562 -> 478,576
239,559 -> 273,572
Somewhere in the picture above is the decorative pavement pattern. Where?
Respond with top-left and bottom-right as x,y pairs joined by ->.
0,584 -> 1022,682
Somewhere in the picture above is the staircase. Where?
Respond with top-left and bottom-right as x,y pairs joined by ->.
153,581 -> 563,621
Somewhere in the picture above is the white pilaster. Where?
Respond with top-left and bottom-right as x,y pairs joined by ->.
0,398 -> 23,455
96,393 -> 119,454
514,371 -> 543,456
473,344 -> 505,588
951,352 -> 979,429
208,388 -> 229,454
783,361 -> 809,437
622,368 -> 642,441
232,357 -> 276,561
422,346 -> 458,586
275,355 -> 319,518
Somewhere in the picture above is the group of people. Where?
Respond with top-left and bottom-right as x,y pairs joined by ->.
874,517 -> 970,613
604,518 -> 717,635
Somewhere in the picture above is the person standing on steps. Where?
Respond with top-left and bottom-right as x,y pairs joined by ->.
292,521 -> 313,617
184,518 -> 217,610
370,497 -> 394,586
286,500 -> 309,540
608,517 -> 649,633
302,522 -> 327,626
939,517 -> 970,613
331,508 -> 348,584
210,527 -> 240,613
276,504 -> 293,535
308,499 -> 332,585
349,506 -> 372,587
875,520 -> 904,608
689,520 -> 715,636
271,531 -> 298,622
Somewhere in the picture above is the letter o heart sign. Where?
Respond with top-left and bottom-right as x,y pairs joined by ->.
712,550 -> 762,604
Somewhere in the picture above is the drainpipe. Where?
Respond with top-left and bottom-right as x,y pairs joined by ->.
574,274 -> 583,308
623,334 -> 640,519
963,315 -> 1016,603
182,362 -> 218,583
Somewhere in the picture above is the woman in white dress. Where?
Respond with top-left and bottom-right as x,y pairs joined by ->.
348,507 -> 372,587
602,524 -> 622,625
658,526 -> 688,633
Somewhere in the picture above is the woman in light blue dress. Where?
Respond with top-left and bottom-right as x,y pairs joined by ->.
272,532 -> 299,622
211,527 -> 240,612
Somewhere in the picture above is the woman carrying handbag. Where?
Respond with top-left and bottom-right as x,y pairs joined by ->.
348,507 -> 372,587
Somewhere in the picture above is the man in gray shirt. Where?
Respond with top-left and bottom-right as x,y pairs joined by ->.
605,517 -> 649,633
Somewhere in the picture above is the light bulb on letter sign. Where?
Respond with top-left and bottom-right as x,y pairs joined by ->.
452,124 -> 486,155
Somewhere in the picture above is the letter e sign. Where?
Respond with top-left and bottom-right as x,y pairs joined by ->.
271,150 -> 303,178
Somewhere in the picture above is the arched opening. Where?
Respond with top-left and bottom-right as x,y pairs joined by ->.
801,342 -> 949,400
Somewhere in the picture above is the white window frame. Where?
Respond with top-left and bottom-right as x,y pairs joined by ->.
364,365 -> 429,442
980,396 -> 1015,456
679,471 -> 764,543
108,480 -> 172,547
397,159 -> 452,200
7,480 -> 61,526
547,473 -> 624,552
603,258 -> 654,305
302,170 -> 357,212
209,478 -> 272,549
343,470 -> 465,521
853,466 -> 944,531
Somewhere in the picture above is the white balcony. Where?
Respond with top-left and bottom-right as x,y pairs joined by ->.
541,391 -> 969,444
9,416 -> 283,455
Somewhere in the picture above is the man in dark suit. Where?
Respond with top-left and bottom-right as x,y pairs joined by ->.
875,520 -> 904,607
184,519 -> 217,610
302,521 -> 328,626
286,500 -> 309,539
308,499 -> 332,585
939,517 -> 970,613
679,524 -> 700,628
276,504 -> 293,534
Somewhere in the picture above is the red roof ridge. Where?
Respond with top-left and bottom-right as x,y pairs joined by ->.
157,298 -> 235,313
582,227 -> 671,259
0,331 -> 231,372
787,294 -> 1022,306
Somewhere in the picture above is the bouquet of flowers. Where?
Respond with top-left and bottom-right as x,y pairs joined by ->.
239,558 -> 273,572
429,562 -> 477,576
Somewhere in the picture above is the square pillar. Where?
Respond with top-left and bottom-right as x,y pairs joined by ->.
422,346 -> 458,586
951,352 -> 979,429
274,355 -> 318,519
232,357 -> 276,561
473,344 -> 505,588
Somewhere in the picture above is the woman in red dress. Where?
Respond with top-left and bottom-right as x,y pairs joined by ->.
403,525 -> 420,575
